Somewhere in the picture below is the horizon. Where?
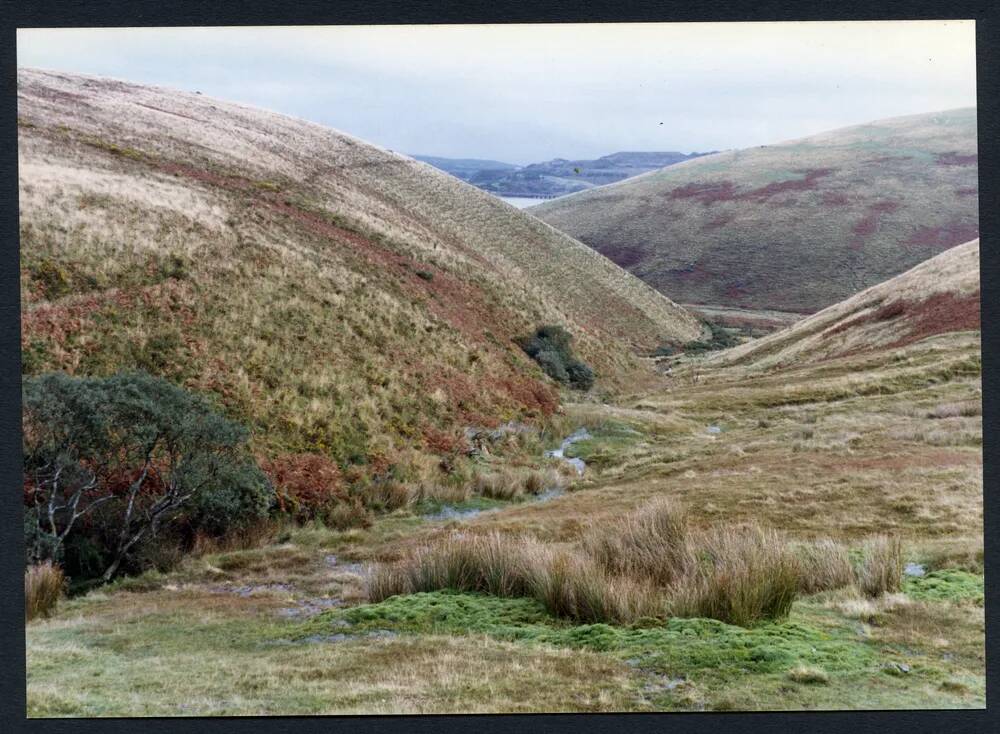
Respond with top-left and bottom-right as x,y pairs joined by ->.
16,21 -> 976,164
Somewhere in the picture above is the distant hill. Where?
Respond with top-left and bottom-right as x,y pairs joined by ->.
411,155 -> 519,177
531,109 -> 979,313
710,239 -> 980,371
414,150 -> 713,199
17,68 -> 701,464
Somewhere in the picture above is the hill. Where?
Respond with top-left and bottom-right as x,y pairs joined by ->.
709,239 -> 980,371
530,109 -> 979,313
17,68 -> 701,466
410,155 -> 519,177
415,150 -> 712,199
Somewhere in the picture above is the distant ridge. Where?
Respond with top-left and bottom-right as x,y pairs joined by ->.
531,109 -> 978,313
710,239 -> 980,370
414,150 -> 713,198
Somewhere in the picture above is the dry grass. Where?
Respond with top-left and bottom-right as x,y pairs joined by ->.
669,524 -> 801,627
582,498 -> 692,586
369,531 -> 662,624
372,499 -> 830,627
787,666 -> 830,685
856,535 -> 904,598
794,539 -> 855,594
926,400 -> 982,419
26,562 -> 65,621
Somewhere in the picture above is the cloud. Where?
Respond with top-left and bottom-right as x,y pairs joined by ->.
17,21 -> 976,163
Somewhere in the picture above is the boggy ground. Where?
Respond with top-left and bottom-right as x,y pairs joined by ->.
26,330 -> 984,715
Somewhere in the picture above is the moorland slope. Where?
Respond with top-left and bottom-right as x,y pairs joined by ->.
531,109 -> 979,313
710,239 -> 980,370
17,68 -> 701,464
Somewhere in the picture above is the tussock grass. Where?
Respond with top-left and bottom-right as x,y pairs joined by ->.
795,539 -> 855,594
926,400 -> 981,419
473,467 -> 560,501
474,471 -> 524,501
26,562 -> 65,621
372,499 -> 850,627
583,498 -> 692,586
856,535 -> 904,598
670,524 -> 801,627
368,532 -> 662,624
787,666 -> 830,684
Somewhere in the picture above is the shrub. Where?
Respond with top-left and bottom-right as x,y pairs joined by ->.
855,535 -> 903,598
795,539 -> 855,594
22,371 -> 273,582
670,524 -> 801,626
261,453 -> 347,522
683,322 -> 739,354
322,499 -> 374,531
516,325 -> 595,391
25,562 -> 64,621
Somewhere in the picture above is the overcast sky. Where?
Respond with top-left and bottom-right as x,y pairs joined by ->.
17,21 -> 977,164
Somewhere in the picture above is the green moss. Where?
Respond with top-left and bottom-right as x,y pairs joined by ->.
299,591 -> 876,676
904,570 -> 983,604
81,136 -> 144,161
562,420 -> 644,469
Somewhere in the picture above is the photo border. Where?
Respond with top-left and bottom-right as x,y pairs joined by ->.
2,2 -> 996,732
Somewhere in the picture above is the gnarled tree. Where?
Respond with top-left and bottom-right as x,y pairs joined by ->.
23,371 -> 272,581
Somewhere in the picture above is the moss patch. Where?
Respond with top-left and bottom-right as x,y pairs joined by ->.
904,570 -> 983,604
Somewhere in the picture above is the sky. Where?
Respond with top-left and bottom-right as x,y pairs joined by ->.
17,21 -> 977,165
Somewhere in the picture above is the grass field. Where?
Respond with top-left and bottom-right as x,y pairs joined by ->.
26,328 -> 983,714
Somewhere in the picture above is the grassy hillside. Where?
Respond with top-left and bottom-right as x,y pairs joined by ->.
17,68 -> 700,466
710,239 -> 980,370
531,109 -> 978,313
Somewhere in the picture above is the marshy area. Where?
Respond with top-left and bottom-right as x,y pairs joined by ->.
25,328 -> 984,715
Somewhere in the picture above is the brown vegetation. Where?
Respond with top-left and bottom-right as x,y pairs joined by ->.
25,562 -> 64,621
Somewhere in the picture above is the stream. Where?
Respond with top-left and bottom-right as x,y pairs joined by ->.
423,428 -> 589,521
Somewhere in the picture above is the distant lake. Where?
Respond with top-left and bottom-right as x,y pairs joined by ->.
499,196 -> 549,209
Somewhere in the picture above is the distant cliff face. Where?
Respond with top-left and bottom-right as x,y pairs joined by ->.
415,150 -> 714,198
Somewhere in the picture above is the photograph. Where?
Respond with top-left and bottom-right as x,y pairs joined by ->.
15,19 -> 984,716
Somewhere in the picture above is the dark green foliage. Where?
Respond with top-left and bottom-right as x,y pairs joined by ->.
22,371 -> 273,581
683,322 -> 740,354
516,325 -> 595,391
29,258 -> 72,300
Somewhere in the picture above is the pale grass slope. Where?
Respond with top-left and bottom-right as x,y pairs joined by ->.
17,68 -> 700,350
531,109 -> 978,313
710,239 -> 980,371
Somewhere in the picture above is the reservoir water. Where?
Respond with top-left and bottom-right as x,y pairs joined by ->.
499,196 -> 550,209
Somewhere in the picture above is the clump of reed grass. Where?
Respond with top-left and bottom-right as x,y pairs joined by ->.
583,498 -> 692,586
669,523 -> 801,627
25,562 -> 65,621
794,539 -> 855,594
368,531 -> 662,624
855,534 -> 903,598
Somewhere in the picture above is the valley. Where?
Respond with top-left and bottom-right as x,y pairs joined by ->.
26,324 -> 984,714
18,68 -> 983,717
